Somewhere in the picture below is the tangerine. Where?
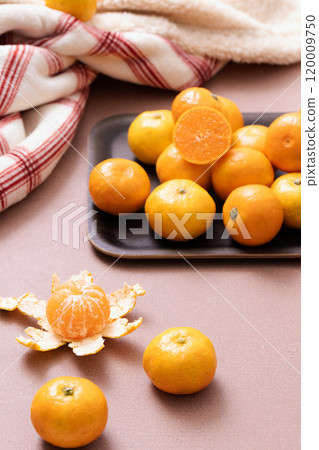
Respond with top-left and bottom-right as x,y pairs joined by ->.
145,179 -> 216,241
271,173 -> 301,229
216,95 -> 244,132
46,282 -> 110,341
156,144 -> 212,190
45,0 -> 97,21
223,184 -> 284,246
31,376 -> 108,448
171,87 -> 226,122
231,124 -> 268,155
265,112 -> 301,172
128,110 -> 174,164
89,158 -> 151,215
211,147 -> 274,200
143,327 -> 217,395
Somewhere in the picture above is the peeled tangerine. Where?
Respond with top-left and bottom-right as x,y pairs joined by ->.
0,271 -> 145,356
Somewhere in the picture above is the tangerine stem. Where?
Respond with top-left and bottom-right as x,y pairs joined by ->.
294,179 -> 301,185
62,386 -> 74,396
230,207 -> 239,221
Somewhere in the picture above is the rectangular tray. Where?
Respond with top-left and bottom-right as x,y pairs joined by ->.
87,113 -> 301,259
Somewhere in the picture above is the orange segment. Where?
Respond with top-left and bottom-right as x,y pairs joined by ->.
173,106 -> 232,165
46,283 -> 110,341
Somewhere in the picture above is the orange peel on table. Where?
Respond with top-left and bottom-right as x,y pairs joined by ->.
0,271 -> 145,356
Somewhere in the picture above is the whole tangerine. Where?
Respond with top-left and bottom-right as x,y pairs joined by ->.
89,158 -> 151,215
156,143 -> 212,190
45,0 -> 97,21
265,112 -> 301,172
171,87 -> 227,122
128,110 -> 174,164
145,179 -> 216,241
216,95 -> 244,132
271,173 -> 301,229
223,184 -> 284,246
211,147 -> 274,200
231,125 -> 268,155
31,376 -> 108,448
143,327 -> 217,395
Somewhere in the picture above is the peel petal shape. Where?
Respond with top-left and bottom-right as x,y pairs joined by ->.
102,317 -> 143,338
17,293 -> 46,320
68,335 -> 105,356
108,283 -> 145,319
16,327 -> 65,351
0,296 -> 19,311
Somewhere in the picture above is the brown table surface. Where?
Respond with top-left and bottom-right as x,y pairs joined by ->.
0,62 -> 301,450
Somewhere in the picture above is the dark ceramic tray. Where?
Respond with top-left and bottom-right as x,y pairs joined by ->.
87,113 -> 301,259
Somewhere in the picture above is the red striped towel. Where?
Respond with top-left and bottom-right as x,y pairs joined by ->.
0,5 -> 223,212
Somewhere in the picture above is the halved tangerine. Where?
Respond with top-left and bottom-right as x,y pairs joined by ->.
173,106 -> 232,165
46,282 -> 110,341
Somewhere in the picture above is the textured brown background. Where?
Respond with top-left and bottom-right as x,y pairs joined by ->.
0,62 -> 301,449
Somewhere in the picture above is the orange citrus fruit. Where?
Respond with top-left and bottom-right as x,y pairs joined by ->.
211,147 -> 275,200
31,376 -> 108,448
265,112 -> 301,172
271,173 -> 301,229
231,124 -> 268,154
173,106 -> 232,165
143,327 -> 217,395
223,184 -> 284,246
128,110 -> 175,164
216,95 -> 244,132
89,158 -> 151,215
45,0 -> 97,21
171,87 -> 227,122
46,281 -> 110,340
171,88 -> 243,132
145,179 -> 216,241
156,143 -> 212,190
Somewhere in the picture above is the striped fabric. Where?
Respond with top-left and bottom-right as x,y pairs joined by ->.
0,5 -> 224,212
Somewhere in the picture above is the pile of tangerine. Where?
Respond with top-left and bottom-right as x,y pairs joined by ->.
89,87 -> 301,246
